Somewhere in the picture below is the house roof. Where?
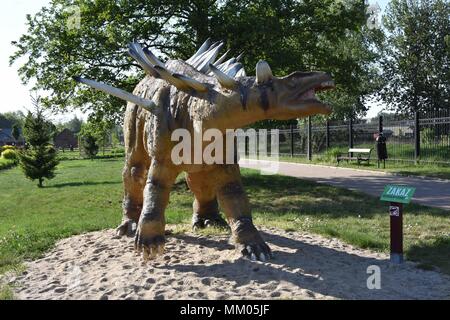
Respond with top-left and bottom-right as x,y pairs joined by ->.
0,128 -> 14,142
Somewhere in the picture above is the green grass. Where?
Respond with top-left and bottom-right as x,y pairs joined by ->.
0,158 -> 16,171
0,158 -> 449,285
56,148 -> 125,161
0,284 -> 15,300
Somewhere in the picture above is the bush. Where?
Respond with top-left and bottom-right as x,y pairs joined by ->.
0,158 -> 17,170
1,149 -> 18,161
111,147 -> 125,154
421,127 -> 435,145
316,147 -> 343,162
1,145 -> 16,156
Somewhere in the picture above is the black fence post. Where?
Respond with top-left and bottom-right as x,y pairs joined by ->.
326,120 -> 330,151
414,111 -> 420,163
378,115 -> 383,133
349,117 -> 354,157
290,124 -> 294,157
307,116 -> 312,161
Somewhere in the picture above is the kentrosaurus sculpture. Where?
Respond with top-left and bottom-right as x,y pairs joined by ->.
74,38 -> 335,261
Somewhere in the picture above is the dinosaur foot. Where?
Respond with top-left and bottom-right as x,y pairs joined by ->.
115,219 -> 137,237
231,217 -> 272,261
134,219 -> 165,262
192,212 -> 229,230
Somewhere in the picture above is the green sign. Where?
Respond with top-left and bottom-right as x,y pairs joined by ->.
380,185 -> 416,204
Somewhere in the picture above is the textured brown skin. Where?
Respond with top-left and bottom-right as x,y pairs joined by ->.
116,60 -> 333,260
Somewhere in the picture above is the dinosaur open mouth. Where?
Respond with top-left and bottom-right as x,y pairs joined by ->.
297,80 -> 335,103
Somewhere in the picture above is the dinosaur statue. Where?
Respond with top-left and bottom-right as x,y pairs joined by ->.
74,38 -> 335,262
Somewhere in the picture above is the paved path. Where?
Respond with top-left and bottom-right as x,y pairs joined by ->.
239,159 -> 450,211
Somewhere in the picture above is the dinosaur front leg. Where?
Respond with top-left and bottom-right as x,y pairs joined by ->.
117,106 -> 150,236
134,161 -> 178,261
215,165 -> 272,261
118,162 -> 149,236
186,172 -> 228,229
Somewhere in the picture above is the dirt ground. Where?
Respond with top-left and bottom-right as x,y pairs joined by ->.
4,226 -> 450,300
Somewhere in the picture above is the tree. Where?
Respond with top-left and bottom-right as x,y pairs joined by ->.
79,120 -> 111,158
379,0 -> 450,116
81,133 -> 99,159
0,111 -> 26,128
10,0 -> 382,123
66,116 -> 83,133
11,123 -> 21,142
18,98 -> 59,187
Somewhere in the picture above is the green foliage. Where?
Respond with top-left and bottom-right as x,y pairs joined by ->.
65,116 -> 83,133
0,158 -> 17,171
18,101 -> 60,187
0,111 -> 26,128
379,0 -> 450,114
19,146 -> 59,187
1,145 -> 16,152
1,149 -> 18,161
11,124 -> 21,141
79,120 -> 112,158
10,0 -> 383,123
421,127 -> 435,144
81,134 -> 99,159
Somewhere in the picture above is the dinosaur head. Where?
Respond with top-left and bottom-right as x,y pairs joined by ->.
252,61 -> 334,119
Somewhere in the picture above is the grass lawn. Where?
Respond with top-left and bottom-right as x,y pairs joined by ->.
0,158 -> 449,292
0,158 -> 16,171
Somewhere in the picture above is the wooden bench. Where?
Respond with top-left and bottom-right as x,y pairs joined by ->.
337,148 -> 372,165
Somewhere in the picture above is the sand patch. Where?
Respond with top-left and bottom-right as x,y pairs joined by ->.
3,226 -> 449,300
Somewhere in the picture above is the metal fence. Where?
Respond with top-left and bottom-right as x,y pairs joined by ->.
254,109 -> 450,165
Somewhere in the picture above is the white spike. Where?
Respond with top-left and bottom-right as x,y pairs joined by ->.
74,77 -> 156,113
235,52 -> 244,62
190,41 -> 219,67
172,73 -> 208,92
186,38 -> 211,64
209,64 -> 237,90
128,43 -> 160,78
153,65 -> 188,90
256,60 -> 273,84
217,58 -> 236,72
196,42 -> 224,73
213,49 -> 230,66
224,63 -> 243,78
142,47 -> 164,68
235,68 -> 247,77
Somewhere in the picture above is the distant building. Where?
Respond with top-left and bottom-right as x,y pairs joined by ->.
0,128 -> 15,146
54,128 -> 78,149
0,119 -> 23,146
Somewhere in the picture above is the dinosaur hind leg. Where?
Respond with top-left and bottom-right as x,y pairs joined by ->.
186,171 -> 228,229
214,164 -> 272,261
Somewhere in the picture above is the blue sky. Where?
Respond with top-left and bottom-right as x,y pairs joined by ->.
0,0 -> 391,122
